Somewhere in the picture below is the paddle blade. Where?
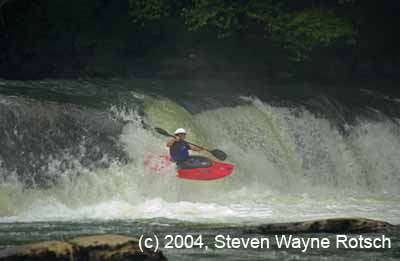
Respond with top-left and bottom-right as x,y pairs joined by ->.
155,127 -> 173,137
210,149 -> 227,161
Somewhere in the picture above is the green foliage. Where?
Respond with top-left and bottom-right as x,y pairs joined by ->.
128,0 -> 356,61
129,0 -> 169,25
183,1 -> 355,60
182,0 -> 245,37
258,8 -> 356,61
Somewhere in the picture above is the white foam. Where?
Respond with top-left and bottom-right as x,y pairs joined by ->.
1,96 -> 400,224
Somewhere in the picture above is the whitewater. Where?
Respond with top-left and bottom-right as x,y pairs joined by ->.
0,79 -> 399,226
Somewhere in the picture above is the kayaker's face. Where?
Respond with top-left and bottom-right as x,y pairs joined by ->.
176,133 -> 186,140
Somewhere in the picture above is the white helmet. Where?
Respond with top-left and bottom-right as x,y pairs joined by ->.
174,128 -> 187,135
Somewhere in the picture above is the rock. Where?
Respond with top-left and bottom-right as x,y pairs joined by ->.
0,234 -> 166,261
255,218 -> 395,234
70,235 -> 165,261
0,241 -> 74,261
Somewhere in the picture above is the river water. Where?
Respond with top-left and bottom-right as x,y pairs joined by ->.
0,78 -> 399,260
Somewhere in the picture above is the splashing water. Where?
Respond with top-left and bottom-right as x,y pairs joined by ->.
0,86 -> 400,225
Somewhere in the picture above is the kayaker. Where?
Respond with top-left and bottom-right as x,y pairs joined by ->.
167,128 -> 208,168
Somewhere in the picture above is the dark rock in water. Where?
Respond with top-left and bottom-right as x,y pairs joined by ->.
0,234 -> 166,261
254,218 -> 395,234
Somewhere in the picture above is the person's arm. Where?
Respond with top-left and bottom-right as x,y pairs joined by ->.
189,144 -> 203,152
166,138 -> 176,147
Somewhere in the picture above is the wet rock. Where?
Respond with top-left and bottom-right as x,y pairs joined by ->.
255,218 -> 395,234
0,241 -> 74,261
0,234 -> 166,261
70,234 -> 166,260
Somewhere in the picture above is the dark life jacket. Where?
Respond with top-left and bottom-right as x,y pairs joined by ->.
170,140 -> 190,162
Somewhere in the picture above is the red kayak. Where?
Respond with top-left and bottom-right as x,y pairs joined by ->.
144,154 -> 234,180
177,160 -> 234,180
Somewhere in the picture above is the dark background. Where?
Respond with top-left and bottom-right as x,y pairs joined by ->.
0,0 -> 399,87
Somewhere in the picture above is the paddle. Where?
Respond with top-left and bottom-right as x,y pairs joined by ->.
155,127 -> 227,161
